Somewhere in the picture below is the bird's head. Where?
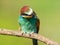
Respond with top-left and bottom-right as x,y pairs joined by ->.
20,6 -> 33,18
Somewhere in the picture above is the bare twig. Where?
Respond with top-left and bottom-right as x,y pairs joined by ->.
0,28 -> 60,45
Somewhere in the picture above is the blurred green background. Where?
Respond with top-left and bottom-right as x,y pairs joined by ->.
0,0 -> 60,45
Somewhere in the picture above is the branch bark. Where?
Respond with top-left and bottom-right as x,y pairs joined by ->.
0,28 -> 59,45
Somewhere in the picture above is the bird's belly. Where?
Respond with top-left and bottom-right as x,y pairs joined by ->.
21,23 -> 37,34
19,17 -> 37,34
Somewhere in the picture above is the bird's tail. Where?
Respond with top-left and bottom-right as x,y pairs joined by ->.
32,39 -> 38,45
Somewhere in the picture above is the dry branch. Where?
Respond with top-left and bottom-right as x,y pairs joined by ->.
0,28 -> 60,45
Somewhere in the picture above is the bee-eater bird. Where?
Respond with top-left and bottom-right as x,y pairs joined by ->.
18,6 -> 40,45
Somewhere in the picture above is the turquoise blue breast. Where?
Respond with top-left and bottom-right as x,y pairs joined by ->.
18,15 -> 37,34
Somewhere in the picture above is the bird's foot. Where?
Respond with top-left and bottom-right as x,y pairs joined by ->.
19,31 -> 25,35
27,32 -> 34,36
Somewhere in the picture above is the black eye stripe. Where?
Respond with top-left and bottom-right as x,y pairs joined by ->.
22,13 -> 32,16
21,13 -> 28,15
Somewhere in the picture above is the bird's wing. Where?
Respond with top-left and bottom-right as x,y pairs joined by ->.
36,18 -> 40,33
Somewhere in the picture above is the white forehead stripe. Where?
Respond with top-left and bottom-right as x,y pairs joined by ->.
24,8 -> 33,15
